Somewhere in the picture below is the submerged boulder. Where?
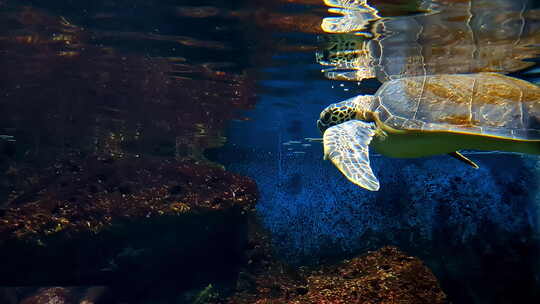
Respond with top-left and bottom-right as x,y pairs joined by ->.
0,154 -> 258,299
230,241 -> 447,304
0,286 -> 109,304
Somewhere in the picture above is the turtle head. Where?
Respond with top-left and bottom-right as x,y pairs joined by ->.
317,95 -> 375,133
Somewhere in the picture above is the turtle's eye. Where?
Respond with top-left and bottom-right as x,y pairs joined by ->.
323,112 -> 331,122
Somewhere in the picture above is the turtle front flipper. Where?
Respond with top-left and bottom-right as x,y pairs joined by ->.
323,120 -> 380,191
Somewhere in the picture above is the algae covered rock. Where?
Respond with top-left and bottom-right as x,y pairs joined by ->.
19,287 -> 75,304
0,286 -> 109,304
0,154 -> 258,293
229,246 -> 447,304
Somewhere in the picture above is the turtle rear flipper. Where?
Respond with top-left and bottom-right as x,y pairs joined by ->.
323,120 -> 380,191
449,151 -> 479,169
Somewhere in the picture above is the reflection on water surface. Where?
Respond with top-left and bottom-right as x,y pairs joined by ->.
319,0 -> 540,81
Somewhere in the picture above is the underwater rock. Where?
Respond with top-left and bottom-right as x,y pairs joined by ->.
229,245 -> 447,303
0,286 -> 109,304
19,288 -> 73,304
0,154 -> 258,291
19,287 -> 74,304
0,155 -> 257,239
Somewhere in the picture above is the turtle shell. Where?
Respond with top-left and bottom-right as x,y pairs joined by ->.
372,73 -> 540,140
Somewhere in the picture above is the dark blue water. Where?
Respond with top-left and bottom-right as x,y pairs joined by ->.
2,0 -> 540,303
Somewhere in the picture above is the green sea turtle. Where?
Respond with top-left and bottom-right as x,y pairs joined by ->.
317,72 -> 540,191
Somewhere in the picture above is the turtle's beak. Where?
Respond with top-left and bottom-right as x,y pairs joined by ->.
317,119 -> 326,134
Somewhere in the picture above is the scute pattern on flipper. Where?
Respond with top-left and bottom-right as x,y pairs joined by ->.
323,120 -> 380,191
376,73 -> 540,140
321,0 -> 381,35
